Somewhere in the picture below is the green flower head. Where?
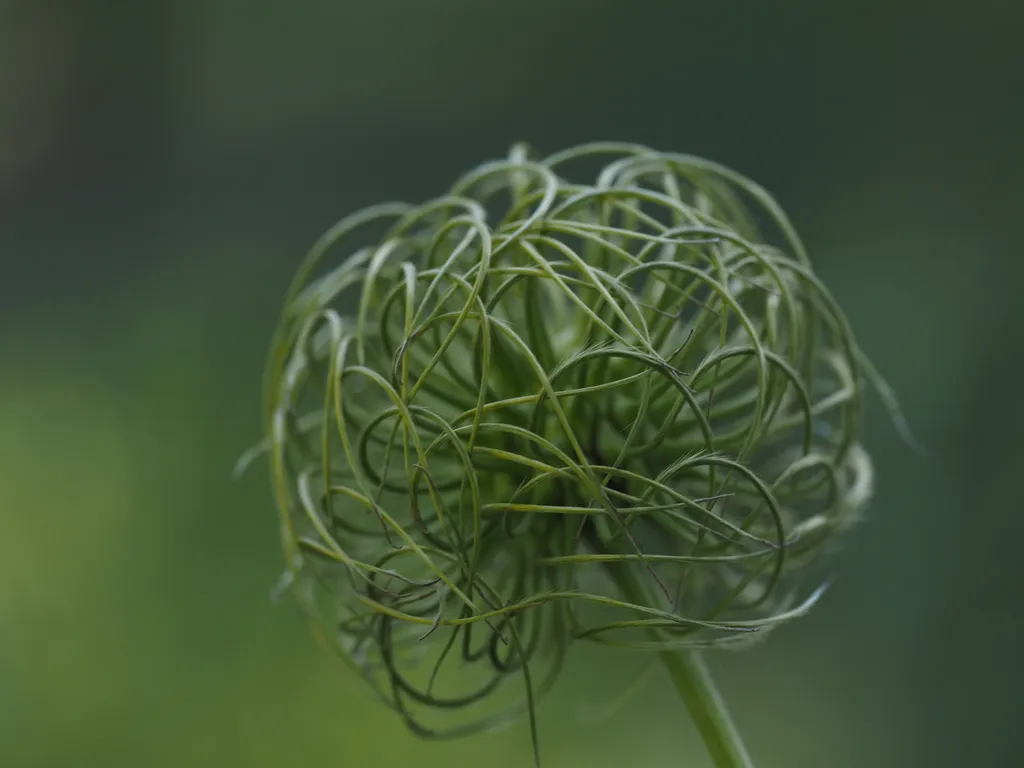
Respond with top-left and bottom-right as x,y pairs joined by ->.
252,142 -> 904,760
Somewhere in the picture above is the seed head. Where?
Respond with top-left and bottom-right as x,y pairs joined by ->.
255,143 -> 890,746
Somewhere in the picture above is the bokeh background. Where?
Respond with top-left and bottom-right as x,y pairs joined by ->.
2,2 -> 1021,766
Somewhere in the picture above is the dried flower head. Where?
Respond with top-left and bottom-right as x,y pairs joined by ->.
249,142 -> 905,762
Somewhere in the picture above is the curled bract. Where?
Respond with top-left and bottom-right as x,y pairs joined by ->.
257,142 -> 882,744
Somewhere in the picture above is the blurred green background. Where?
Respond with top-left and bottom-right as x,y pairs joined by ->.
2,2 -> 1021,766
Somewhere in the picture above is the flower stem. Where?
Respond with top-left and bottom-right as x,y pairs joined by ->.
604,560 -> 755,767
657,649 -> 755,768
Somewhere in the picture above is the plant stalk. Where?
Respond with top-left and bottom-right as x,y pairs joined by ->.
657,648 -> 754,768
606,560 -> 755,768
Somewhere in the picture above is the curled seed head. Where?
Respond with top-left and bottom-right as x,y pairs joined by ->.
256,142 -> 890,746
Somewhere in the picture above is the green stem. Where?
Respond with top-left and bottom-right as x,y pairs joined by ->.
606,561 -> 755,768
658,648 -> 754,768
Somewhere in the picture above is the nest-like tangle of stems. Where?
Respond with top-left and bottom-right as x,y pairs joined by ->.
257,143 -> 887,742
